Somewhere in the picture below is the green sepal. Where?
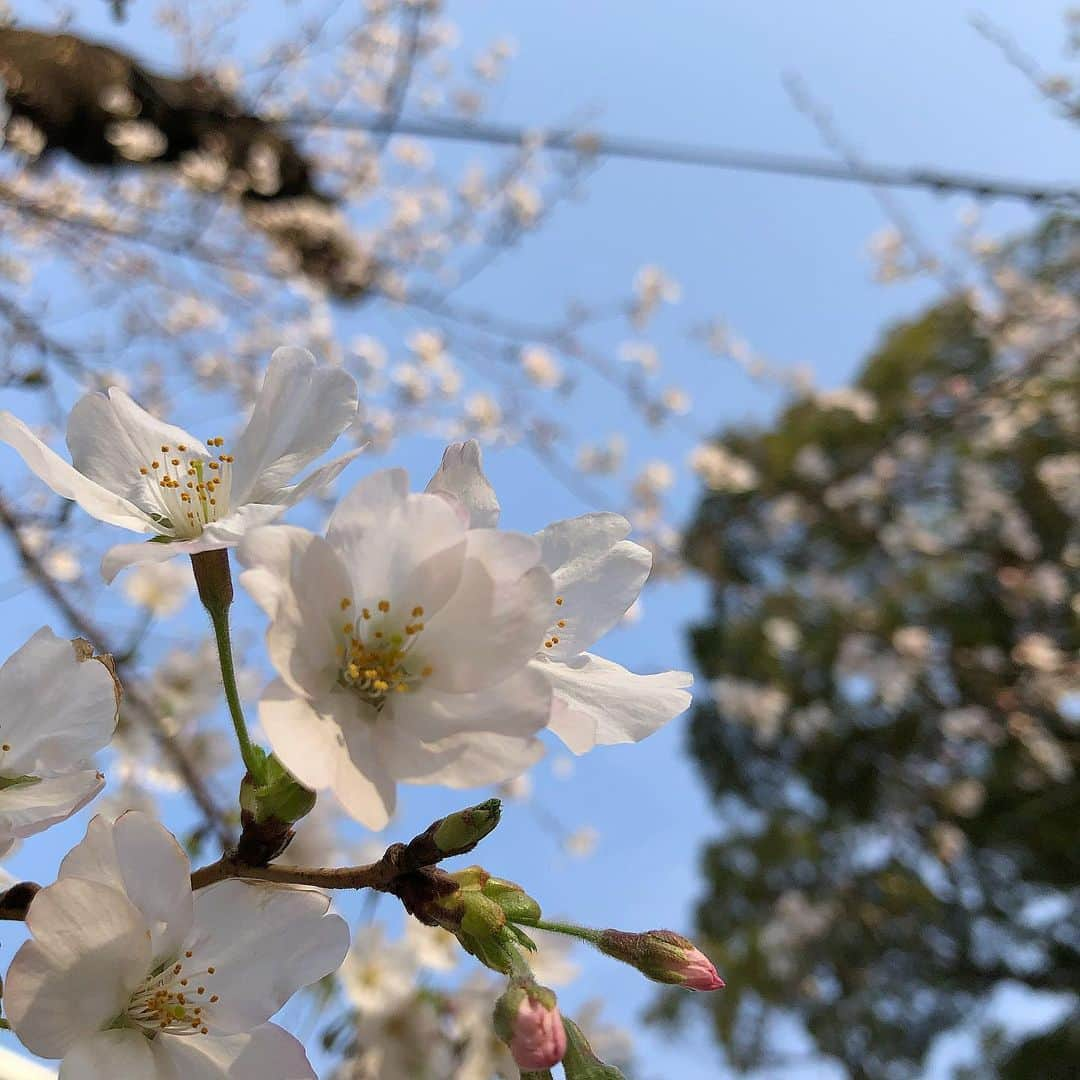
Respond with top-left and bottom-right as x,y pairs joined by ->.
0,774 -> 41,791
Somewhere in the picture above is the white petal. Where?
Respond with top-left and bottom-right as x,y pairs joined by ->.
0,627 -> 118,774
326,475 -> 467,619
379,668 -> 549,786
184,880 -> 349,1035
0,412 -> 154,533
60,1030 -> 155,1079
420,530 -> 552,692
66,389 -> 205,518
58,813 -> 193,966
0,770 -> 104,842
536,513 -> 651,656
258,682 -> 349,791
262,687 -> 397,829
424,440 -> 501,528
239,528 -> 352,699
100,504 -> 286,584
330,694 -> 397,830
152,1024 -> 315,1080
538,652 -> 692,753
326,466 -> 409,543
265,447 -> 365,509
6,878 -> 150,1057
230,347 -> 358,504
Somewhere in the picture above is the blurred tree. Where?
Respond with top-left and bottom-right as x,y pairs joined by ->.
666,215 -> 1079,1078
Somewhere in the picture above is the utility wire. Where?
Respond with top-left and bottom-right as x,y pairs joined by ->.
286,110 -> 1080,207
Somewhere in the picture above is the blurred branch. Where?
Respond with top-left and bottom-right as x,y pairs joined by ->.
370,4 -> 423,154
971,13 -> 1077,116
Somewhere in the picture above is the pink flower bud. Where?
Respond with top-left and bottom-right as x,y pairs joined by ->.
677,943 -> 725,991
509,994 -> 568,1070
597,929 -> 725,990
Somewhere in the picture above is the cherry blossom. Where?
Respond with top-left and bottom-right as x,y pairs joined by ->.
425,441 -> 693,753
237,465 -> 554,829
4,812 -> 349,1079
0,628 -> 119,857
0,348 -> 360,582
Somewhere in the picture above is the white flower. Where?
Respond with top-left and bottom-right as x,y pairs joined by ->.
403,916 -> 459,973
341,925 -> 418,1016
425,442 -> 693,753
0,348 -> 361,583
520,346 -> 563,389
237,466 -> 554,830
0,629 -> 118,857
122,561 -> 194,617
5,813 -> 348,1079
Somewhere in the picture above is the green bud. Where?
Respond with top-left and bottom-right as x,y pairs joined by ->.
432,798 -> 501,855
241,754 -> 317,827
483,876 -> 542,924
450,865 -> 491,891
457,891 -> 521,973
561,1018 -> 627,1079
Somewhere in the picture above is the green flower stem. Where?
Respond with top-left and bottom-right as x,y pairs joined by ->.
525,918 -> 601,945
208,602 -> 263,782
191,550 -> 265,784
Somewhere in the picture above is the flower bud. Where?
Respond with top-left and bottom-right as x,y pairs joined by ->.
494,980 -> 567,1071
561,1017 -> 626,1079
482,875 -> 542,924
237,754 -> 317,863
432,798 -> 501,855
457,890 -> 519,973
450,865 -> 491,891
239,754 -> 317,827
596,929 -> 724,990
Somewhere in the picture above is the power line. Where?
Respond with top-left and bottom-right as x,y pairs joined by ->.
285,110 -> 1080,208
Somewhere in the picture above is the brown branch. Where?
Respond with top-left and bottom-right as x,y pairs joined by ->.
192,798 -> 501,893
0,799 -> 499,923
0,493 -> 234,847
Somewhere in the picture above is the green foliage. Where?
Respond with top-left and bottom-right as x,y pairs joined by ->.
670,218 -> 1080,1077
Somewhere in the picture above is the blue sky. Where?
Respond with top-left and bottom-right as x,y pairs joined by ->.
0,2 -> 1075,1077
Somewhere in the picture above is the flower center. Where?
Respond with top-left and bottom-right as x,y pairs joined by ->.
138,438 -> 234,540
542,595 -> 567,650
337,597 -> 434,709
124,950 -> 221,1037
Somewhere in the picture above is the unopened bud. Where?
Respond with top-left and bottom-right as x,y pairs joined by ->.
450,865 -> 491,891
482,875 -> 542,924
432,798 -> 501,855
240,754 -> 317,827
457,890 -> 519,973
597,929 -> 724,990
494,979 -> 567,1071
561,1018 -> 626,1079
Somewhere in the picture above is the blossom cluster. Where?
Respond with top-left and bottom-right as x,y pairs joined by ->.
0,348 -> 709,1078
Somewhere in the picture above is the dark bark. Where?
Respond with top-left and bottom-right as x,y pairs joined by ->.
0,27 -> 374,298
